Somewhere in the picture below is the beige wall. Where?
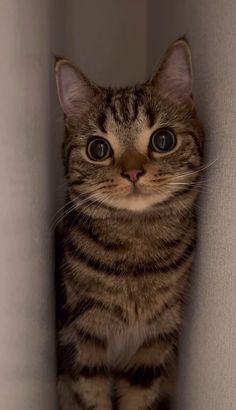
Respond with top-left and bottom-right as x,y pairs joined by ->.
62,0 -> 147,86
2,1 -> 235,408
0,1 -> 57,408
53,0 -> 148,204
148,1 -> 236,409
0,1 -> 148,408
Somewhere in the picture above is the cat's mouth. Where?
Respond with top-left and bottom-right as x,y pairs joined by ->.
132,184 -> 141,194
127,184 -> 152,197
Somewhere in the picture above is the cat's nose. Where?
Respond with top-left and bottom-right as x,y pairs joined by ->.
121,169 -> 145,183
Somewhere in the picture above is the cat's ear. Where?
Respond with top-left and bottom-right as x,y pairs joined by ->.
55,58 -> 98,115
150,37 -> 193,100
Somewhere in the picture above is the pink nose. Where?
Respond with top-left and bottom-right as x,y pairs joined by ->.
122,169 -> 144,183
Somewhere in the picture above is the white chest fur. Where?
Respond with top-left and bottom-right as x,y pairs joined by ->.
106,321 -> 146,369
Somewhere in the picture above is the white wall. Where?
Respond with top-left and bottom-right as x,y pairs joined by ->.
0,1 -> 57,408
147,1 -> 236,409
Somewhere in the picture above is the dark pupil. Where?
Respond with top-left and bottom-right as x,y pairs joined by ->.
154,132 -> 174,151
90,140 -> 108,159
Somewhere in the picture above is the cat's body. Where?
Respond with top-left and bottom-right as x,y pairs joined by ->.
55,38 -> 203,409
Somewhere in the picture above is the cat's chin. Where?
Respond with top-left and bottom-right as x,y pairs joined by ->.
105,192 -> 168,212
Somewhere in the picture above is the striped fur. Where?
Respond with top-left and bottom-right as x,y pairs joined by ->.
55,38 -> 204,409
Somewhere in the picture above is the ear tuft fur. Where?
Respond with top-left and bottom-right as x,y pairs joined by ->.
150,37 -> 193,100
55,59 -> 99,115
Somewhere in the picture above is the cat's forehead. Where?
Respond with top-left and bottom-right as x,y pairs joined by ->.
98,86 -> 187,134
84,85 -> 196,155
95,86 -> 151,145
103,86 -> 148,126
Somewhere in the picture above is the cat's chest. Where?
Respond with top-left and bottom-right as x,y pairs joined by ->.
105,297 -> 147,369
106,319 -> 146,369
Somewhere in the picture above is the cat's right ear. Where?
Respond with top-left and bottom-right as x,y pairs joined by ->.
150,37 -> 193,101
55,58 -> 98,115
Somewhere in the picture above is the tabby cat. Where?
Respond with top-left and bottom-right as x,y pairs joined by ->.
55,38 -> 204,410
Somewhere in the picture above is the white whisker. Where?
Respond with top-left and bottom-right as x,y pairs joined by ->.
175,158 -> 218,180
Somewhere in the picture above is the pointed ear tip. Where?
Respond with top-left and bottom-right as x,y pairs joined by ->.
55,58 -> 75,75
178,34 -> 189,43
174,35 -> 191,51
54,56 -> 66,69
54,55 -> 63,63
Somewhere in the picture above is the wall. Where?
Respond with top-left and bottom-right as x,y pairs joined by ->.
0,1 -> 57,408
147,1 -> 236,409
62,0 -> 147,86
2,1 -> 234,408
53,0 -> 148,204
0,1 -> 148,408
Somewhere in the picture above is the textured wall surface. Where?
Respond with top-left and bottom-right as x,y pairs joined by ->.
147,1 -> 236,409
0,1 -> 57,408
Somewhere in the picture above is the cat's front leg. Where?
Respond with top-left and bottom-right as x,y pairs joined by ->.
58,374 -> 113,410
115,338 -> 176,410
116,378 -> 173,410
58,376 -> 81,410
57,324 -> 113,410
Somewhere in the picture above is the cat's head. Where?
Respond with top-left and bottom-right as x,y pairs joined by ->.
55,38 -> 203,212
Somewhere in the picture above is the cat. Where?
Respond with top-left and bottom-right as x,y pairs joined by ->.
55,37 -> 204,410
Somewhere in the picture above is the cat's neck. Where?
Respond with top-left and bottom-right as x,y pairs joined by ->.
65,193 -> 196,243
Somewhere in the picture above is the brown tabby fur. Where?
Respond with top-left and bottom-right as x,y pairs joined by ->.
55,38 -> 204,409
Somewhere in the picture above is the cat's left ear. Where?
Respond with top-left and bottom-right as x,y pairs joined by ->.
55,58 -> 99,115
150,37 -> 193,100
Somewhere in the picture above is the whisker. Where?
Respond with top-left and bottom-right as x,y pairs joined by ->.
50,196 -> 92,230
50,197 -> 75,223
67,193 -> 108,231
51,203 -> 79,231
175,158 -> 218,180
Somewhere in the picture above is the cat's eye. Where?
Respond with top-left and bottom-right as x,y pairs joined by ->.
87,138 -> 112,161
150,129 -> 176,153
